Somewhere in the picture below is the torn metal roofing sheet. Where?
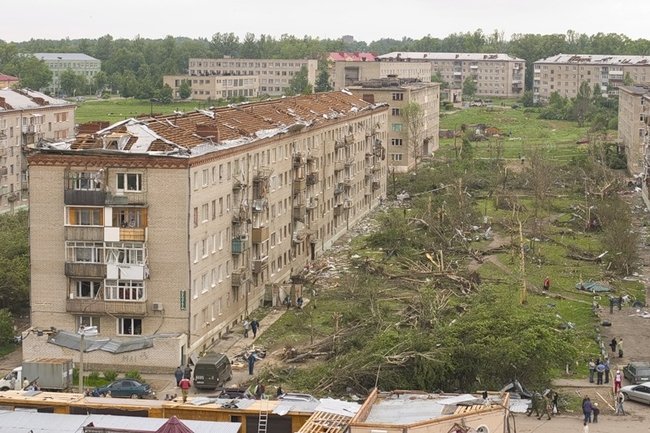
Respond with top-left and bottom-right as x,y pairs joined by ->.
48,330 -> 154,353
315,398 -> 360,416
273,400 -> 320,416
536,53 -> 650,65
0,410 -> 240,433
52,91 -> 378,156
365,393 -> 480,424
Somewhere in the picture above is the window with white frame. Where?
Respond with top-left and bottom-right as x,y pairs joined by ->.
66,242 -> 103,263
104,242 -> 145,265
66,207 -> 103,226
69,172 -> 102,191
202,273 -> 209,293
116,173 -> 143,192
75,280 -> 101,298
117,317 -> 142,335
202,169 -> 209,187
202,204 -> 209,222
78,316 -> 100,332
192,278 -> 198,299
104,280 -> 145,301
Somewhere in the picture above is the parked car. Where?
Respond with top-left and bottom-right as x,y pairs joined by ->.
623,362 -> 650,384
94,379 -> 152,399
621,382 -> 650,405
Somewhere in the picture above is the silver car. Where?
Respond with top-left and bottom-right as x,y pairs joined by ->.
621,382 -> 650,405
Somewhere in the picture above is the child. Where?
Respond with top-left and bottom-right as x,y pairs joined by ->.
592,403 -> 599,423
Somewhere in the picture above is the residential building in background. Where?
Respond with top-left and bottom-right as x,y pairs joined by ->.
534,54 -> 650,103
33,53 -> 101,95
163,58 -> 318,99
349,78 -> 440,172
163,74 -> 259,100
618,84 -> 650,176
0,88 -> 75,213
332,58 -> 432,90
375,52 -> 526,98
26,91 -> 388,372
0,73 -> 20,88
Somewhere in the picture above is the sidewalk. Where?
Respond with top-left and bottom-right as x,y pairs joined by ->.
149,306 -> 288,397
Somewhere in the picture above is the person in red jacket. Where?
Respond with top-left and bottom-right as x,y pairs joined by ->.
543,276 -> 551,291
179,377 -> 191,403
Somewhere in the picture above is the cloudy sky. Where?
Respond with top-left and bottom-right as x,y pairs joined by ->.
2,0 -> 648,43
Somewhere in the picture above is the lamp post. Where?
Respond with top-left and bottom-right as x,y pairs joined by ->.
78,325 -> 98,394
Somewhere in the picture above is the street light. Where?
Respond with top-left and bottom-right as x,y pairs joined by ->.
78,325 -> 98,394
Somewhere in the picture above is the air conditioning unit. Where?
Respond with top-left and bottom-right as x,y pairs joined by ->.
152,302 -> 164,312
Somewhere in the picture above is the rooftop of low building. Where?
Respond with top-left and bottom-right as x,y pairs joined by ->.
378,52 -> 525,62
536,53 -> 650,65
0,88 -> 72,111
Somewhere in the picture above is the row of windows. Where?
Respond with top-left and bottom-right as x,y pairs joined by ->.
65,241 -> 146,265
65,207 -> 147,228
78,316 -> 142,336
73,279 -> 145,301
67,172 -> 143,192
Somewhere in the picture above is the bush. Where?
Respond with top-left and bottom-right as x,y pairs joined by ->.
0,309 -> 14,346
103,370 -> 118,382
125,370 -> 143,381
88,371 -> 100,381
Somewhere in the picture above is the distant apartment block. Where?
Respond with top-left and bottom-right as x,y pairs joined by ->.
0,74 -> 19,88
534,54 -> 650,102
332,59 -> 432,90
0,88 -> 75,213
177,58 -> 318,97
618,85 -> 650,177
25,91 -> 389,372
163,75 -> 259,100
34,53 -> 101,95
349,78 -> 440,172
373,52 -> 525,98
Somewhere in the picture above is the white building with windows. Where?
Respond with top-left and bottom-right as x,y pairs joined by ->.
34,53 -> 101,96
25,91 -> 388,372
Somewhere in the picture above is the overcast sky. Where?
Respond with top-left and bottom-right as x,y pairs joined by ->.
2,0 -> 649,43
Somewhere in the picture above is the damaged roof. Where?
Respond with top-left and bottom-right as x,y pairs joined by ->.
34,52 -> 99,61
43,91 -> 381,157
48,330 -> 155,353
0,88 -> 72,111
536,53 -> 650,65
378,52 -> 524,62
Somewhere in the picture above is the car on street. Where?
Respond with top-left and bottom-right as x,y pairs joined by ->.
621,382 -> 650,405
94,379 -> 153,399
623,362 -> 650,384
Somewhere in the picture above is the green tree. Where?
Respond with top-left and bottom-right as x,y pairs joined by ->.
178,80 -> 192,99
314,64 -> 332,92
0,211 -> 29,315
2,55 -> 52,90
286,66 -> 313,96
573,81 -> 592,127
59,69 -> 88,96
520,90 -> 535,107
0,309 -> 14,346
430,71 -> 449,90
157,84 -> 173,103
623,72 -> 634,86
462,76 -> 477,98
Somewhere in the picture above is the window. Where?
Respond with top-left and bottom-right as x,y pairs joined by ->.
202,273 -> 209,293
66,207 -> 103,226
117,318 -> 142,335
392,93 -> 404,101
75,281 -> 101,298
211,200 -> 216,220
78,316 -> 100,332
219,198 -> 224,215
391,123 -> 403,132
112,208 -> 147,228
193,207 -> 198,227
105,280 -> 145,301
391,108 -> 401,116
202,238 -> 208,258
391,154 -> 404,161
202,169 -> 209,187
69,172 -> 102,191
116,173 -> 143,192
66,242 -> 103,263
391,138 -> 403,146
219,231 -> 224,250
202,203 -> 209,222
105,242 -> 145,265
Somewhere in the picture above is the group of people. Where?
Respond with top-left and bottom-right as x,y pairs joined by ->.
587,358 -> 610,385
174,364 -> 193,403
242,318 -> 261,338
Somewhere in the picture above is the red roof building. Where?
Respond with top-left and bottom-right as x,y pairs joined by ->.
0,73 -> 19,88
328,52 -> 377,62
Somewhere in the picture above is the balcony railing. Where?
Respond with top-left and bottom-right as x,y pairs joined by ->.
232,237 -> 249,254
65,227 -> 104,242
251,226 -> 269,243
306,172 -> 319,185
66,298 -> 147,316
252,256 -> 268,274
105,191 -> 146,206
64,262 -> 106,278
120,228 -> 146,242
232,269 -> 249,287
293,178 -> 306,192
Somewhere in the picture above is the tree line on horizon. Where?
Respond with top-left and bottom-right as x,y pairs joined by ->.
1,29 -> 649,99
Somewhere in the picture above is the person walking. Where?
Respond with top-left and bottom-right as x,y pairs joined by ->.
588,359 -> 596,383
174,366 -> 183,387
592,403 -> 599,423
183,364 -> 192,380
604,358 -> 610,384
610,337 -> 617,353
251,319 -> 260,338
543,276 -> 551,291
179,376 -> 191,403
609,297 -> 615,314
618,295 -> 623,311
618,338 -> 624,358
243,319 -> 251,338
247,352 -> 258,375
615,390 -> 626,415
582,396 -> 593,424
614,369 -> 623,393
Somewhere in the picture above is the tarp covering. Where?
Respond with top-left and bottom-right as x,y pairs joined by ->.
576,281 -> 612,293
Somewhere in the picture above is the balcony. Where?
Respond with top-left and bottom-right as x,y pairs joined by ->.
334,184 -> 345,195
232,179 -> 243,191
293,178 -> 306,193
306,198 -> 318,210
105,191 -> 146,206
334,139 -> 347,150
333,205 -> 343,217
251,226 -> 269,243
64,262 -> 106,278
344,134 -> 355,145
334,161 -> 344,172
66,298 -> 147,316
22,124 -> 35,134
293,154 -> 305,168
293,204 -> 306,221
120,227 -> 146,242
306,172 -> 319,185
232,269 -> 249,287
252,256 -> 268,274
65,226 -> 104,242
232,237 -> 249,254
344,157 -> 355,168
251,198 -> 267,213
372,181 -> 381,191
0,166 -> 8,176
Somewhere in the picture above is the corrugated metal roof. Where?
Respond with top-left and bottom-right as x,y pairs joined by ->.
365,393 -> 480,424
34,53 -> 99,61
0,410 -> 240,433
48,330 -> 153,353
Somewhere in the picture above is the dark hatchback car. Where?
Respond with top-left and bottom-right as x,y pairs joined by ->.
94,379 -> 153,399
623,362 -> 650,385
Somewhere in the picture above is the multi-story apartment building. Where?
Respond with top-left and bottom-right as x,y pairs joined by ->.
0,88 -> 75,213
183,58 -> 318,97
374,52 -> 526,98
34,53 -> 101,96
618,85 -> 650,176
25,91 -> 388,372
163,75 -> 259,100
332,60 -> 432,90
349,78 -> 440,172
533,54 -> 650,103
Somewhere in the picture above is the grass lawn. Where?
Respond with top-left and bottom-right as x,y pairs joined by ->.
74,98 -> 216,124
